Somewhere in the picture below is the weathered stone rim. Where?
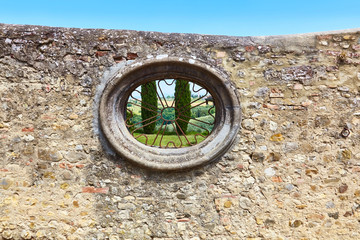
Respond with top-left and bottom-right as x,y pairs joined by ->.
99,57 -> 241,171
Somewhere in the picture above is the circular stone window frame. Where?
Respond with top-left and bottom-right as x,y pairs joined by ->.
99,57 -> 241,171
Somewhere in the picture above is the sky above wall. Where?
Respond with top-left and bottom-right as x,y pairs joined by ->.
0,0 -> 359,36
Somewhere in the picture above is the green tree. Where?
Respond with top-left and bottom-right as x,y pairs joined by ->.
141,81 -> 158,133
175,79 -> 191,134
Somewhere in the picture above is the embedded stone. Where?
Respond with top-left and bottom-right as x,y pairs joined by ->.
237,71 -> 245,78
255,87 -> 269,97
328,212 -> 339,219
340,149 -> 352,161
239,197 -> 252,209
285,183 -> 294,191
258,45 -> 271,54
264,219 -> 275,227
69,113 -> 78,120
295,204 -> 307,209
269,121 -> 278,131
255,135 -> 265,141
326,201 -> 335,208
224,153 -> 235,160
80,76 -> 93,87
38,149 -> 63,162
344,211 -> 353,217
73,201 -> 79,208
264,167 -> 276,177
354,190 -> 360,197
343,35 -> 356,40
244,176 -> 255,186
48,220 -> 58,228
324,178 -> 340,184
176,193 -> 186,199
75,145 -> 84,151
52,123 -> 70,131
216,51 -> 226,58
281,66 -> 314,84
323,155 -> 334,163
271,176 -> 283,182
339,184 -> 348,193
22,145 -> 35,155
301,143 -> 314,152
36,230 -> 45,238
204,223 -> 215,230
319,40 -> 328,46
117,203 -> 136,210
64,151 -> 87,163
224,200 -> 232,208
305,169 -> 318,176
248,102 -> 261,109
242,119 -> 255,130
259,145 -> 267,151
340,42 -> 350,49
20,230 -> 32,239
283,142 -> 298,153
2,231 -> 13,239
269,92 -> 284,98
293,83 -> 303,90
62,171 -> 72,180
338,88 -> 351,95
251,152 -> 265,162
255,217 -> 263,225
231,51 -> 245,61
315,115 -> 330,127
270,133 -> 284,142
0,179 -> 13,190
79,99 -> 87,106
267,152 -> 281,161
339,195 -> 348,200
289,220 -> 303,228
60,183 -> 69,190
43,172 -> 55,179
22,134 -> 35,142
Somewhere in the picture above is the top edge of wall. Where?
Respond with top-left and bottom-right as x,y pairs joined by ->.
1,23 -> 359,50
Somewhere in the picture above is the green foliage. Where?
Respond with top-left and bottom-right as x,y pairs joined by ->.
175,80 -> 191,134
133,133 -> 206,147
128,114 -> 142,132
126,110 -> 135,132
141,81 -> 158,134
191,105 -> 215,118
188,115 -> 214,133
161,107 -> 175,124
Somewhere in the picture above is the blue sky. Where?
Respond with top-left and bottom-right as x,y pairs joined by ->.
0,0 -> 359,36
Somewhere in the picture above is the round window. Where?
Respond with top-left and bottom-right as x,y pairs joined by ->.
99,57 -> 241,171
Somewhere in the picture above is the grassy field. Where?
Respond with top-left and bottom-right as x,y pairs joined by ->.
150,115 -> 214,133
133,133 -> 206,147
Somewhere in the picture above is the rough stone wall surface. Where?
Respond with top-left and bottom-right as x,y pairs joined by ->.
0,23 -> 360,239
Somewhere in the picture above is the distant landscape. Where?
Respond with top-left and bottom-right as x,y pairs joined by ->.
126,81 -> 216,148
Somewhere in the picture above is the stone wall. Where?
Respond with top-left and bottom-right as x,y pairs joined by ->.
0,23 -> 360,239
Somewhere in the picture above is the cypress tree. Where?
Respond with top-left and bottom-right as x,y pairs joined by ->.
175,79 -> 191,134
141,81 -> 157,134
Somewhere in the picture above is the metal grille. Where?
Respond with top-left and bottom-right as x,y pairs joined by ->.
125,79 -> 216,148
